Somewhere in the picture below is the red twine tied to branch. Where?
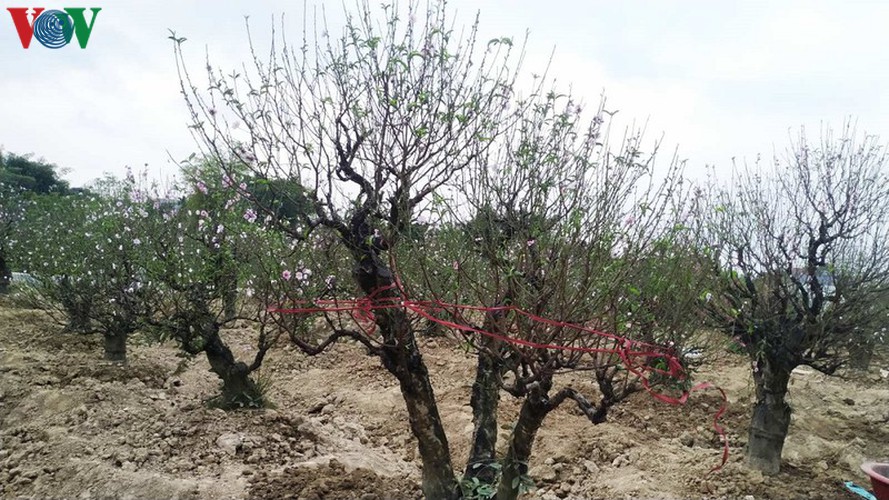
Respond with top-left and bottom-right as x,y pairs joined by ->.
271,282 -> 729,472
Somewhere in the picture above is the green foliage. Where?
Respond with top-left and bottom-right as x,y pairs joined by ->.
14,180 -> 154,336
207,380 -> 270,410
246,177 -> 314,228
460,476 -> 497,500
460,462 -> 504,500
459,459 -> 535,498
495,459 -> 535,498
0,151 -> 69,195
0,182 -> 28,291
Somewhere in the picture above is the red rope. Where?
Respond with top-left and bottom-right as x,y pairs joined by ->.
270,282 -> 729,471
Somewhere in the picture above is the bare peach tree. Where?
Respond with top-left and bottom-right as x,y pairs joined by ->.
173,3 -> 527,495
698,126 -> 889,474
414,90 -> 709,499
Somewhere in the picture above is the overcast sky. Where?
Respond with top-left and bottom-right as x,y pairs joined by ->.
2,1 -> 889,187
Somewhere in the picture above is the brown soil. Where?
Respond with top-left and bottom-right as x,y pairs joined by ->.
1,306 -> 887,500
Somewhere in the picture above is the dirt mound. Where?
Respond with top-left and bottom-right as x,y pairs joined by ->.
1,307 -> 887,499
247,459 -> 421,500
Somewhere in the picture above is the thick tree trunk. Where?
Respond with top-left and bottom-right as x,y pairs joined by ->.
463,350 -> 502,486
400,371 -> 460,499
497,387 -> 550,500
747,358 -> 793,475
103,330 -> 127,363
378,306 -> 461,499
353,243 -> 460,500
204,329 -> 263,409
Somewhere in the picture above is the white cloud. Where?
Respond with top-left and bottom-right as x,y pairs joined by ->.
2,1 -> 889,186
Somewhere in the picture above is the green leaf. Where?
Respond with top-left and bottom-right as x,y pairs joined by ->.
487,36 -> 513,47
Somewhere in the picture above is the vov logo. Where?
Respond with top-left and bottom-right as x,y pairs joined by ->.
7,7 -> 101,49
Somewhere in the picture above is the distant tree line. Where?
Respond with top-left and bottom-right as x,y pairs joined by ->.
0,149 -> 73,195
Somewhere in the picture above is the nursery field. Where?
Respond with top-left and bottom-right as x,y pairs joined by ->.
1,306 -> 887,500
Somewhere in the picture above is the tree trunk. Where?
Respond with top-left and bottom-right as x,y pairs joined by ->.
204,329 -> 263,409
463,350 -> 502,487
497,387 -> 550,500
377,306 -> 461,499
103,330 -> 127,363
747,358 -> 793,475
354,244 -> 460,500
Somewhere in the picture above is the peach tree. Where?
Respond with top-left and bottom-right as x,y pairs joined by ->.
698,126 -> 889,474
15,176 -> 153,361
410,89 -> 710,499
132,160 -> 321,408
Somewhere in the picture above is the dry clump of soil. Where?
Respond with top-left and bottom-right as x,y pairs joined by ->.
247,459 -> 421,500
1,306 -> 888,500
0,308 -> 414,500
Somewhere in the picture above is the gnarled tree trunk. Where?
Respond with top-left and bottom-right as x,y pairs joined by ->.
463,349 -> 502,487
355,244 -> 460,499
496,382 -> 608,500
204,329 -> 263,409
497,386 -> 550,500
747,357 -> 793,475
103,330 -> 127,363
378,306 -> 460,499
